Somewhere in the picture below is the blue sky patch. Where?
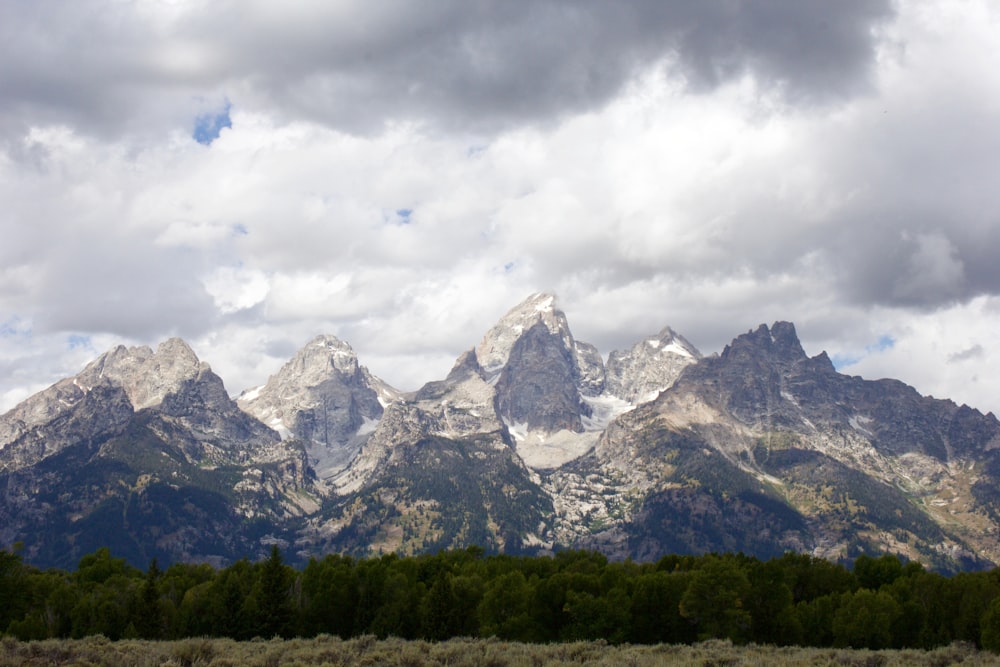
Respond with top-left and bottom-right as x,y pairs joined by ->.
67,334 -> 92,350
395,209 -> 413,225
194,100 -> 232,145
1,317 -> 29,338
831,334 -> 895,371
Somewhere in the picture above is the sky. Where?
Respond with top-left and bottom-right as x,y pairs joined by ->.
2,0 -> 1000,417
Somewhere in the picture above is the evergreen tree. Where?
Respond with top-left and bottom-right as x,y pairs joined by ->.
0,547 -> 28,633
256,544 -> 294,638
981,597 -> 1000,653
421,572 -> 458,640
134,557 -> 162,639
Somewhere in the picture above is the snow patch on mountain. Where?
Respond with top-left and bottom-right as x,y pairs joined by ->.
606,327 -> 701,403
510,426 -> 600,470
581,394 -> 635,431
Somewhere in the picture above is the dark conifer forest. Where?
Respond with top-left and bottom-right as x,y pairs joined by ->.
4,545 -> 1000,652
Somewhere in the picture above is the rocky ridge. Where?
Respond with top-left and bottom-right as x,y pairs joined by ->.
0,340 -> 317,568
4,294 -> 1000,573
238,335 -> 392,479
605,326 -> 701,403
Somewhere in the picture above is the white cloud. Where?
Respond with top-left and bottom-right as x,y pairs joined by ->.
837,297 -> 1000,415
1,1 -> 1000,419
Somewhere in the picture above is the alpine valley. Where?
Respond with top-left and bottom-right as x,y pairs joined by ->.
2,293 -> 1000,572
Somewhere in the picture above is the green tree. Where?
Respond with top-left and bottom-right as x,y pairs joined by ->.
421,571 -> 458,640
795,593 -> 838,647
369,571 -> 422,639
853,553 -> 904,590
679,557 -> 752,642
950,572 -> 1000,645
832,589 -> 901,649
563,586 -> 631,643
134,558 -> 163,639
746,558 -> 800,645
478,570 -> 536,640
208,559 -> 254,639
300,555 -> 358,638
629,571 -> 694,644
773,552 -> 856,603
981,596 -> 1000,653
0,547 -> 28,633
255,544 -> 295,638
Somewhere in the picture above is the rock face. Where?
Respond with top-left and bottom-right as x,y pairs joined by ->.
496,321 -> 589,433
0,339 -> 211,472
0,339 -> 317,569
605,326 -> 701,403
238,335 -> 392,478
312,346 -> 551,558
475,293 -> 618,469
567,322 -> 1000,570
5,297 -> 1000,574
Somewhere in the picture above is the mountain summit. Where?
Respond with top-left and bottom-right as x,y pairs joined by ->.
238,335 -> 395,479
0,339 -> 313,568
3,297 -> 1000,572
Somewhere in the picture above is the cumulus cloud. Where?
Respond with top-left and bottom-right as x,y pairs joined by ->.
0,1 -> 892,141
1,0 -> 999,418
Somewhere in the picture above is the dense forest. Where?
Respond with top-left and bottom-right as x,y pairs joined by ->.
3,545 -> 1000,652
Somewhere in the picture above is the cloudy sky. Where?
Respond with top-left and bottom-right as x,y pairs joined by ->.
2,0 -> 999,417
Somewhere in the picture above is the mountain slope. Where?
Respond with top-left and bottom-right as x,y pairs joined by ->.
575,322 -> 1000,570
306,348 -> 552,557
0,340 -> 318,568
4,298 -> 1000,573
237,335 -> 395,479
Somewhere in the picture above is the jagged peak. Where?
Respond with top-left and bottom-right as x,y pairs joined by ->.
605,324 -> 701,404
0,337 -> 207,434
295,334 -> 360,376
643,326 -> 702,359
446,348 -> 483,383
124,339 -> 208,410
476,292 -> 574,374
238,335 -> 363,411
721,321 -> 807,364
155,337 -> 200,363
808,350 -> 837,373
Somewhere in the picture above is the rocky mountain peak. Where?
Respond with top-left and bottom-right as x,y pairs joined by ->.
237,335 -> 387,478
606,326 -> 702,403
475,292 -> 573,375
1,337 -> 207,449
291,335 -> 361,379
116,338 -> 207,411
496,320 -> 588,434
721,321 -> 807,367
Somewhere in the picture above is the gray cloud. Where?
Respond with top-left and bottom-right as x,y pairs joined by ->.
2,1 -> 1000,419
950,345 -> 984,364
0,1 -> 893,141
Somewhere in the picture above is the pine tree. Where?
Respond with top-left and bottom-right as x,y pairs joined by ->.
257,544 -> 294,638
135,557 -> 162,639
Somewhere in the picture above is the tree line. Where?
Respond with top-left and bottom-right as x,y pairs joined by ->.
3,545 -> 1000,651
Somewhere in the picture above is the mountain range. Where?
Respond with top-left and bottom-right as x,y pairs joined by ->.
2,293 -> 999,572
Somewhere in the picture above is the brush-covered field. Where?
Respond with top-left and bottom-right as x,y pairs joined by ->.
2,635 -> 1000,667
